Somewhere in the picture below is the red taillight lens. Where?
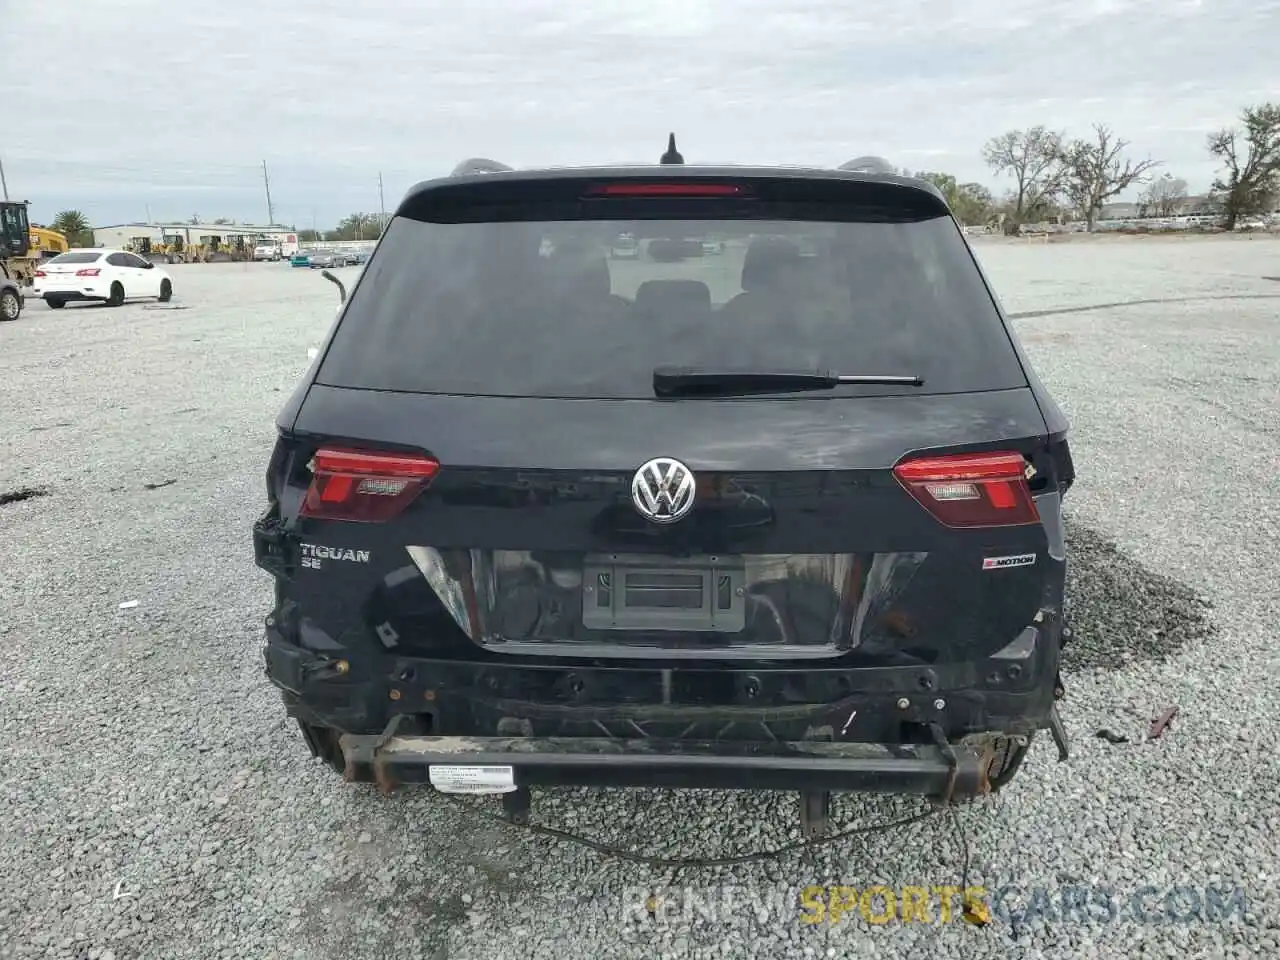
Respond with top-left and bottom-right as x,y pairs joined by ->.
893,452 -> 1038,528
585,182 -> 746,198
75,268 -> 101,277
300,447 -> 439,522
34,270 -> 46,278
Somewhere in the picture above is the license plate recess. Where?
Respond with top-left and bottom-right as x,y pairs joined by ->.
581,553 -> 746,632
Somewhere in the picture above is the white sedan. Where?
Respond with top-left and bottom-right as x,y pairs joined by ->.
32,249 -> 174,309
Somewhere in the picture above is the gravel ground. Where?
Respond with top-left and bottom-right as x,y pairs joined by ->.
2,238 -> 1279,959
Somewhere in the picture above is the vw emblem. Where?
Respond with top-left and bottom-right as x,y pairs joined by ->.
631,457 -> 696,524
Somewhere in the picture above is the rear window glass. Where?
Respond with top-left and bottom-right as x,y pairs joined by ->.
318,212 -> 1025,399
47,252 -> 102,265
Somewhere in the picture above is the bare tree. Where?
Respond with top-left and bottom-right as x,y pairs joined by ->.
1057,125 -> 1160,231
1138,173 -> 1188,218
981,127 -> 1066,234
1207,102 -> 1280,229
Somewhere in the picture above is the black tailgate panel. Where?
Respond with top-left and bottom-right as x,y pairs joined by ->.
279,386 -> 1057,664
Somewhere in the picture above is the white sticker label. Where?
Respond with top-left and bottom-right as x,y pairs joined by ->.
983,553 -> 1037,570
428,765 -> 517,795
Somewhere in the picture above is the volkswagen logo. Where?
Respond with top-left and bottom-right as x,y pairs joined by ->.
631,457 -> 696,524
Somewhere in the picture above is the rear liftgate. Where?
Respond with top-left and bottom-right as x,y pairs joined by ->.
268,156 -> 1075,837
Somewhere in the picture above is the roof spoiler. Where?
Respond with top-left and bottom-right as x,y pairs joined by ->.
447,148 -> 900,177
449,133 -> 688,177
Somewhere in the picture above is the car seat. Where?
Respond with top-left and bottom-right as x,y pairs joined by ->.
719,237 -> 804,319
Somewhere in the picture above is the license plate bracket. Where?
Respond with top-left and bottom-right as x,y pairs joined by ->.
581,553 -> 746,632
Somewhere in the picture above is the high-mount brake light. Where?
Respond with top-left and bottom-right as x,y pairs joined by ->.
893,452 -> 1038,528
300,447 -> 440,522
585,182 -> 746,198
75,268 -> 101,277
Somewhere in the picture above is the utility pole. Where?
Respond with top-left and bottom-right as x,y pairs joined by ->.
262,160 -> 275,226
378,172 -> 386,231
0,156 -> 8,200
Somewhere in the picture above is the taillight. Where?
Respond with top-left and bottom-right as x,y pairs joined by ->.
34,270 -> 46,278
585,182 -> 747,198
893,452 -> 1038,528
75,268 -> 101,277
300,447 -> 439,522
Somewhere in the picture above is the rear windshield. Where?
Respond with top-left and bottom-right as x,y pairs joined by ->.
318,212 -> 1025,399
47,252 -> 102,265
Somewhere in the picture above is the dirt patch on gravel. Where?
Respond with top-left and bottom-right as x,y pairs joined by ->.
1062,518 -> 1216,672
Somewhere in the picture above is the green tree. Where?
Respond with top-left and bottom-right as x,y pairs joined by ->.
51,210 -> 93,247
954,182 -> 996,226
330,213 -> 382,241
1207,102 -> 1280,229
297,228 -> 322,243
913,172 -> 996,225
981,127 -> 1066,234
1057,124 -> 1160,231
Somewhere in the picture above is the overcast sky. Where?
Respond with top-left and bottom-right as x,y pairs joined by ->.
8,0 -> 1277,228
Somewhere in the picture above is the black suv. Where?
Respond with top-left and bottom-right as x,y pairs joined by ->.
255,144 -> 1074,835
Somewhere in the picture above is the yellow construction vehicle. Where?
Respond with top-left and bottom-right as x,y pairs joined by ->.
126,236 -> 156,258
124,232 -> 207,264
126,235 -> 181,264
29,226 -> 69,259
0,199 -> 39,287
158,232 -> 201,264
196,233 -> 233,262
160,233 -> 195,263
153,236 -> 184,263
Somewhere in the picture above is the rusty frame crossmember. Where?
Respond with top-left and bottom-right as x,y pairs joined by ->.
339,715 -> 994,806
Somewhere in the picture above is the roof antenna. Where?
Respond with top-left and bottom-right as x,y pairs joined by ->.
660,133 -> 684,165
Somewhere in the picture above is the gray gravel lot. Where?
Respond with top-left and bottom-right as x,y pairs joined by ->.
2,237 -> 1279,959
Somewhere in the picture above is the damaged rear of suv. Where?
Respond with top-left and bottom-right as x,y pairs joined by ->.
254,145 -> 1074,835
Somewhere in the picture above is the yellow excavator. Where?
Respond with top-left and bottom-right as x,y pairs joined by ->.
29,225 -> 69,259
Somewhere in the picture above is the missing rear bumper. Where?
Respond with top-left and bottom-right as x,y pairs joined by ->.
337,731 -> 992,799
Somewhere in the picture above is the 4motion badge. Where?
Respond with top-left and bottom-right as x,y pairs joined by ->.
982,553 -> 1037,570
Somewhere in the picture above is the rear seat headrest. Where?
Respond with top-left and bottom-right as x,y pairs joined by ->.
542,242 -> 612,300
633,279 -> 712,311
741,237 -> 802,291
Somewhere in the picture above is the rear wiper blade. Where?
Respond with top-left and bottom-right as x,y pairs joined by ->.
653,365 -> 924,397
